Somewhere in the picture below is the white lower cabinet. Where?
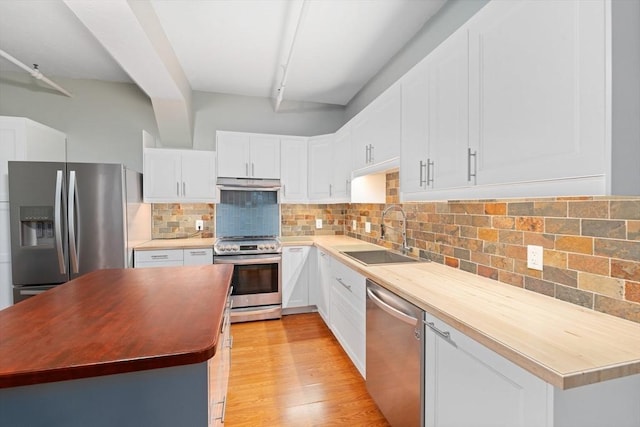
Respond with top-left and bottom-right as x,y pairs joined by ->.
424,310 -> 640,427
330,260 -> 366,378
310,248 -> 332,325
209,290 -> 232,426
282,246 -> 311,310
134,248 -> 212,268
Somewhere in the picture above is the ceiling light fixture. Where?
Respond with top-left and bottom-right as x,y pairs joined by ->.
274,0 -> 308,112
0,49 -> 73,97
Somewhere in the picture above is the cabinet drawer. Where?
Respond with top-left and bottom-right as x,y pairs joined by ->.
184,248 -> 213,265
135,249 -> 183,263
331,260 -> 366,309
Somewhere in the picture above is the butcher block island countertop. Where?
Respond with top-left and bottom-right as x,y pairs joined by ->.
0,264 -> 232,388
284,235 -> 640,390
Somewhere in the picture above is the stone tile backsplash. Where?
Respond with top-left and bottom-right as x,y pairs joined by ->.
152,172 -> 640,323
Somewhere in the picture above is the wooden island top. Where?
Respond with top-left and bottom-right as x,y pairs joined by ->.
0,264 -> 233,389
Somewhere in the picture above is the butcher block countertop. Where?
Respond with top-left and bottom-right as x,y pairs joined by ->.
134,237 -> 215,250
284,235 -> 640,390
0,265 -> 232,388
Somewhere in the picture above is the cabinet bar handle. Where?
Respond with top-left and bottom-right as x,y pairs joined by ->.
252,162 -> 255,176
329,184 -> 332,197
288,247 -> 302,252
365,145 -> 369,164
419,160 -> 426,187
151,255 -> 169,259
188,251 -> 207,255
176,182 -> 180,196
425,321 -> 456,346
182,182 -> 186,196
245,163 -> 249,176
369,144 -> 374,163
283,184 -> 286,197
467,148 -> 477,183
336,277 -> 351,291
427,159 -> 434,187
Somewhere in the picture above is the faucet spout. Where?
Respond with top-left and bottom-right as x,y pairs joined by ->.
381,204 -> 410,254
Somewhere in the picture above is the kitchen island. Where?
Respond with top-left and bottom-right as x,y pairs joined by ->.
0,265 -> 232,427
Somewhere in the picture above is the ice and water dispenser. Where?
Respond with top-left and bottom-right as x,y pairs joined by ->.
19,206 -> 55,247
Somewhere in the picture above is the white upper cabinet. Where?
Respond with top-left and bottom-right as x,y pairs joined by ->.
351,84 -> 401,174
401,29 -> 469,200
330,125 -> 352,201
400,0 -> 610,200
280,137 -> 308,203
143,148 -> 216,203
216,131 -> 280,179
467,0 -> 607,195
0,116 -> 66,201
307,134 -> 334,201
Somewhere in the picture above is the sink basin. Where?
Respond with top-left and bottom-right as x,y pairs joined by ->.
340,250 -> 421,265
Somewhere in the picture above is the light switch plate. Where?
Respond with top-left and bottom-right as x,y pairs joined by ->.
365,222 -> 371,233
352,220 -> 357,230
527,245 -> 543,271
315,219 -> 322,229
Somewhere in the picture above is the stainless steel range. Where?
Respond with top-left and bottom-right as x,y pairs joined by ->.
213,178 -> 282,323
214,237 -> 282,323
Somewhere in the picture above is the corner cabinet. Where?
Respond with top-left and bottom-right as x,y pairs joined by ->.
216,131 -> 280,179
282,246 -> 311,310
280,137 -> 308,203
143,148 -> 216,203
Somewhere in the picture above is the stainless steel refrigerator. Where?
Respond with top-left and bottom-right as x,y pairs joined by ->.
8,161 -> 151,303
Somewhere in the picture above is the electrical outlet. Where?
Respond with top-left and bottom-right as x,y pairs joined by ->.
315,219 -> 322,229
352,220 -> 357,230
365,222 -> 371,233
195,220 -> 204,231
527,245 -> 543,271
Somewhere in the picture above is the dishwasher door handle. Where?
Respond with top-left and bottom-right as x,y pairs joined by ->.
367,288 -> 418,326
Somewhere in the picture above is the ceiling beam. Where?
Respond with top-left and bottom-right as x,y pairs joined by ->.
64,0 -> 193,148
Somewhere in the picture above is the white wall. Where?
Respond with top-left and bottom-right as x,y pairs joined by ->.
191,91 -> 345,150
346,0 -> 489,121
0,74 -> 157,172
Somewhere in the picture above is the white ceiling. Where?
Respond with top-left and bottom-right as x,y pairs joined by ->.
0,0 -> 446,107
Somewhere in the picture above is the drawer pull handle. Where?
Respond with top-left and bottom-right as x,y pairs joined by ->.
151,255 -> 169,260
425,321 -> 456,346
336,277 -> 351,291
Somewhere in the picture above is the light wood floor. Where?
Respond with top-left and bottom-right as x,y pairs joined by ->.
224,312 -> 390,427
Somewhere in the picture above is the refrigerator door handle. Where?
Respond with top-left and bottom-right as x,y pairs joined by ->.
68,170 -> 80,274
54,170 -> 66,274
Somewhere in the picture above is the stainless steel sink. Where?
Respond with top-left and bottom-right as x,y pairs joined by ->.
340,250 -> 421,265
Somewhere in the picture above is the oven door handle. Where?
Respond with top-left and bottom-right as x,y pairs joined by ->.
214,256 -> 281,265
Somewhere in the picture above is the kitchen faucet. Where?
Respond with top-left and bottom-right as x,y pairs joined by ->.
381,204 -> 410,254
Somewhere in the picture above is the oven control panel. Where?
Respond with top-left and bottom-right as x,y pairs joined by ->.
214,238 -> 281,255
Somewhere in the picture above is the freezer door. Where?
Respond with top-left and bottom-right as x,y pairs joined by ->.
67,163 -> 127,279
8,161 -> 69,285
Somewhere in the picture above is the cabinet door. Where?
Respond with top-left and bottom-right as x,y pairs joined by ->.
282,246 -> 310,308
424,312 -> 547,427
217,132 -> 251,178
312,249 -> 332,324
331,127 -> 351,201
184,248 -> 213,265
468,0 -> 606,186
330,260 -> 366,377
143,149 -> 182,201
426,29 -> 469,190
180,151 -> 216,202
351,84 -> 401,171
307,135 -> 333,201
280,137 -> 308,202
400,61 -> 429,197
250,135 -> 280,179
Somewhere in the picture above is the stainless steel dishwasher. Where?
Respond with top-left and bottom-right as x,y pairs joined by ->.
366,279 -> 424,427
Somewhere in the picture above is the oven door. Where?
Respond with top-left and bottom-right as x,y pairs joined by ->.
213,253 -> 282,312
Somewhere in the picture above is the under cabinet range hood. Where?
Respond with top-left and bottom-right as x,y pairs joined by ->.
216,177 -> 281,190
